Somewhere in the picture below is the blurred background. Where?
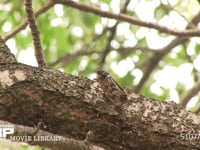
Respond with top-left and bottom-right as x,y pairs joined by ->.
1,0 -> 200,111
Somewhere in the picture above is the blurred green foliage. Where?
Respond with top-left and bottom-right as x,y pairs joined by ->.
0,141 -> 41,150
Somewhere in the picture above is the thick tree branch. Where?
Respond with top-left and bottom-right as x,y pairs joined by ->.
0,37 -> 17,63
0,62 -> 200,149
1,39 -> 200,149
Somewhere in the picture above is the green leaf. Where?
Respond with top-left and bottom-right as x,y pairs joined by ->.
154,5 -> 167,20
65,59 -> 81,73
137,37 -> 147,47
194,44 -> 200,54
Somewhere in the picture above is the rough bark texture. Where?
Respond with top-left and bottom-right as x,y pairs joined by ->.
0,37 -> 200,150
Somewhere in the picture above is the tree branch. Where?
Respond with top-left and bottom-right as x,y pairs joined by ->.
24,0 -> 46,67
49,50 -> 99,67
0,62 -> 200,149
55,0 -> 200,37
134,37 -> 188,93
180,80 -> 200,107
134,11 -> 200,93
0,36 -> 17,63
99,0 -> 130,67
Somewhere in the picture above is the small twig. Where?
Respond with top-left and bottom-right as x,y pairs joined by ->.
180,80 -> 200,107
166,0 -> 196,29
99,25 -> 117,67
49,50 -> 99,67
24,0 -> 46,67
99,0 -> 131,67
183,44 -> 199,81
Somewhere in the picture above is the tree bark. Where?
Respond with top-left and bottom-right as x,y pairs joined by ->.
0,37 -> 200,150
